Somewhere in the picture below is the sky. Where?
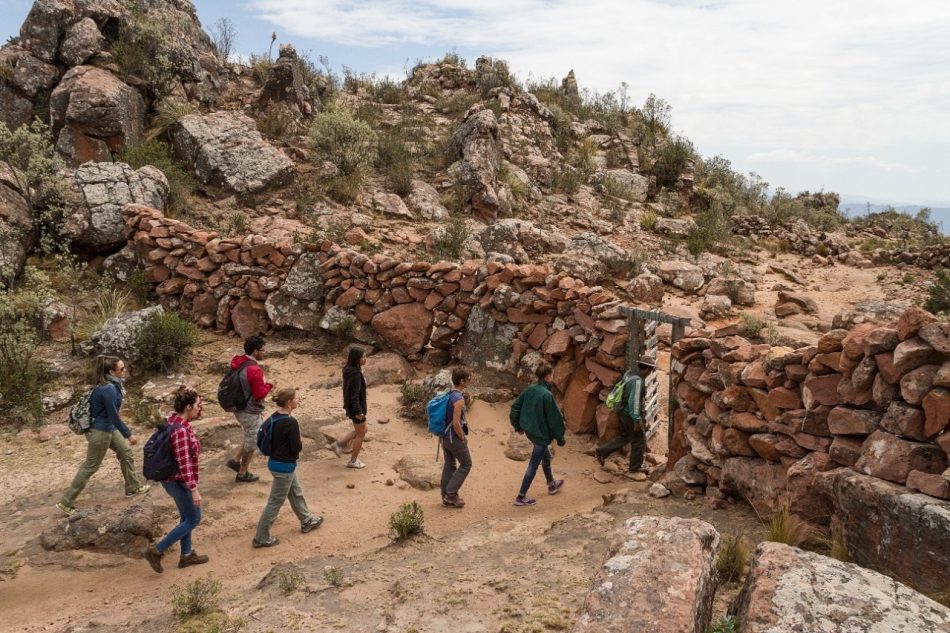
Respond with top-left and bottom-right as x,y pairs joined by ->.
2,0 -> 949,206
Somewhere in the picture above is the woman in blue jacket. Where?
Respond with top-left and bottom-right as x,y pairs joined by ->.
57,356 -> 149,515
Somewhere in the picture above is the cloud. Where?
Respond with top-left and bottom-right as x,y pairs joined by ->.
746,150 -> 921,174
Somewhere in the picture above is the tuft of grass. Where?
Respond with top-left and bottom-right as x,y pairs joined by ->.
220,211 -> 248,238
924,268 -> 950,315
739,312 -> 765,340
171,575 -> 221,620
331,316 -> 355,339
276,568 -> 306,594
708,615 -> 739,633
931,587 -> 950,609
764,503 -> 810,546
177,612 -> 246,633
717,535 -> 749,584
323,566 -> 344,588
79,285 -> 132,340
150,98 -> 196,138
389,501 -> 425,540
640,210 -> 658,231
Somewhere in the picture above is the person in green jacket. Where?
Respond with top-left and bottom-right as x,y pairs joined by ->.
509,363 -> 565,507
595,360 -> 653,472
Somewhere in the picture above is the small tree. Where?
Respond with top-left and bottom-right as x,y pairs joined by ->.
210,17 -> 236,61
308,108 -> 378,175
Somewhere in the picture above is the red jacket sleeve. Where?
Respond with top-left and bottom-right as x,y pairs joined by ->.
170,427 -> 199,490
245,364 -> 273,401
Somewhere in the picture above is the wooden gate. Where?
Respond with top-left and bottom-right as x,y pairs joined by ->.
619,307 -> 690,443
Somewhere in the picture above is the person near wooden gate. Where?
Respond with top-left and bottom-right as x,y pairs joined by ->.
595,358 -> 655,472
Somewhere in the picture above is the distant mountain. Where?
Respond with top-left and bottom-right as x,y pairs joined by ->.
837,197 -> 950,235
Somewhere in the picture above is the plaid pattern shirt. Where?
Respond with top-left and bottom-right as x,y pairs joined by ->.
166,413 -> 201,490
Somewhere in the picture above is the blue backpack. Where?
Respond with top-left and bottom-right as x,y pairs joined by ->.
257,413 -> 288,456
426,391 -> 453,436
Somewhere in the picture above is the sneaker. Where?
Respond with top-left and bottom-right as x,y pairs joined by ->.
513,496 -> 537,507
125,484 -> 151,498
548,479 -> 565,495
252,536 -> 280,548
443,494 -> 465,508
178,552 -> 209,568
226,458 -> 241,472
301,516 -> 324,533
145,544 -> 164,573
346,459 -> 365,469
329,442 -> 344,458
235,471 -> 260,482
56,502 -> 77,517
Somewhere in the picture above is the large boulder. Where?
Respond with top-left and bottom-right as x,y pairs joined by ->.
833,301 -> 907,330
732,541 -> 950,632
407,180 -> 449,221
257,44 -> 316,116
69,162 -> 168,251
593,168 -> 649,203
393,455 -> 441,491
450,106 -> 502,222
478,218 -> 566,264
171,111 -> 295,194
814,468 -> 950,595
0,46 -> 60,130
706,277 -> 755,306
656,260 -> 704,293
458,305 -> 519,371
363,352 -> 414,387
625,272 -> 665,305
573,516 -> 720,633
50,66 -> 146,164
854,430 -> 946,484
88,305 -> 163,362
0,167 -> 35,285
371,303 -> 433,355
59,17 -> 103,66
18,0 -> 75,62
556,232 -> 636,284
266,252 -> 325,330
40,502 -> 167,558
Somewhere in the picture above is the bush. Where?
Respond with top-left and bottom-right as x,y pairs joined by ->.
323,566 -> 344,588
276,568 -> 306,594
474,56 -> 517,97
739,312 -> 765,340
716,535 -> 749,584
389,501 -> 425,540
924,268 -> 950,315
434,91 -> 478,117
764,503 -> 809,546
373,77 -> 406,104
648,136 -> 695,190
111,7 -> 177,96
376,127 -> 415,197
399,381 -> 427,420
0,268 -> 53,424
431,216 -> 469,260
128,268 -> 151,304
135,311 -> 198,374
708,615 -> 739,633
209,17 -> 236,61
309,108 -> 377,201
686,206 -> 731,255
171,575 -> 221,619
118,140 -> 195,215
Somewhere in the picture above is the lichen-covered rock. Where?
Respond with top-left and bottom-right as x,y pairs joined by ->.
458,305 -> 519,371
699,294 -> 732,320
732,541 -> 950,633
556,232 -> 636,284
69,162 -> 168,251
171,111 -> 294,194
479,218 -> 566,264
573,516 -> 719,633
40,502 -> 167,558
50,66 -> 146,164
257,44 -> 316,116
706,277 -> 755,306
656,260 -> 704,293
0,167 -> 35,286
88,305 -> 163,361
58,17 -> 103,66
833,301 -> 907,330
593,168 -> 649,203
407,180 -> 449,221
18,0 -> 75,62
450,106 -> 502,222
625,272 -> 665,305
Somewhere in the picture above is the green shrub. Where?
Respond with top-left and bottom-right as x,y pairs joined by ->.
431,216 -> 469,260
309,108 -> 377,201
639,210 -> 658,231
474,56 -> 517,97
739,312 -> 765,340
171,575 -> 221,619
434,91 -> 478,117
248,53 -> 274,85
373,77 -> 406,104
376,127 -> 415,197
257,104 -> 299,142
128,268 -> 151,304
924,268 -> 950,315
323,566 -> 344,588
118,140 -> 195,215
111,7 -> 177,96
389,501 -> 425,540
277,568 -> 306,594
708,615 -> 739,633
648,136 -> 695,190
135,311 -> 198,374
716,535 -> 749,584
686,206 -> 731,255
0,268 -> 53,424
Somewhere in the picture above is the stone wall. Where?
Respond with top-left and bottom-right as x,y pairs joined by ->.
667,305 -> 950,592
123,204 -> 640,439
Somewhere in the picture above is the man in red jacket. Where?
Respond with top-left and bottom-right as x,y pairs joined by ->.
226,336 -> 273,482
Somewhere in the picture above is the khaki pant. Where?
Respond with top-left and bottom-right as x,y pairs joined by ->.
254,470 -> 315,542
60,429 -> 142,507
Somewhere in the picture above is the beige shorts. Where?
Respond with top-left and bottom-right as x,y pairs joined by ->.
235,411 -> 263,452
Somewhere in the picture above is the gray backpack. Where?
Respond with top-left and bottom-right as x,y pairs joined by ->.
68,390 -> 94,435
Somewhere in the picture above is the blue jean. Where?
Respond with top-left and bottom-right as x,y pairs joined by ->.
156,481 -> 202,556
519,443 -> 554,497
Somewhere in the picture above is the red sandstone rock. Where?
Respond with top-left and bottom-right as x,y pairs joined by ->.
542,329 -> 572,355
919,322 -> 950,355
893,337 -> 941,374
923,388 -> 950,438
767,387 -> 802,410
855,430 -> 947,484
722,428 -> 756,457
827,406 -> 882,435
874,352 -> 902,384
895,306 -> 937,341
900,364 -> 941,405
906,469 -> 950,500
728,412 -> 768,433
816,329 -> 848,353
802,374 -> 842,408
879,401 -> 927,441
371,303 -> 434,355
748,388 -> 780,422
829,435 -> 864,467
841,323 -> 876,359
864,327 -> 900,355
563,365 -> 597,434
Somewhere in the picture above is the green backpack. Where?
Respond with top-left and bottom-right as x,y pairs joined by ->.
605,379 -> 626,412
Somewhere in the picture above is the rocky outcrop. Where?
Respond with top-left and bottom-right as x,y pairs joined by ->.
732,541 -> 950,632
88,305 -> 163,362
478,219 -> 566,264
171,111 -> 295,194
59,17 -> 102,66
656,260 -> 704,293
0,46 -> 60,130
555,232 -> 636,284
0,166 -> 35,285
257,44 -> 316,117
573,516 -> 719,633
407,180 -> 449,221
450,106 -> 502,222
50,66 -> 146,164
40,502 -> 166,558
69,162 -> 168,252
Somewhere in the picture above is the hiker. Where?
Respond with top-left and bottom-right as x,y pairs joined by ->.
330,347 -> 369,469
252,388 -> 324,548
595,359 -> 654,472
509,363 -> 565,506
57,356 -> 149,516
145,387 -> 208,573
440,367 -> 472,508
226,336 -> 273,482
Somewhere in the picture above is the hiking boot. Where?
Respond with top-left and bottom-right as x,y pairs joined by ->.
513,496 -> 537,507
56,502 -> 77,517
226,458 -> 240,472
329,442 -> 344,458
346,459 -> 365,469
235,471 -> 260,482
443,494 -> 465,508
302,516 -> 324,533
178,552 -> 209,568
252,536 -> 280,548
145,544 -> 164,573
547,479 -> 565,495
125,484 -> 151,498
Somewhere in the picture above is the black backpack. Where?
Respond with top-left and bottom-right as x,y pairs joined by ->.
256,413 -> 288,457
142,423 -> 183,482
217,360 -> 254,412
